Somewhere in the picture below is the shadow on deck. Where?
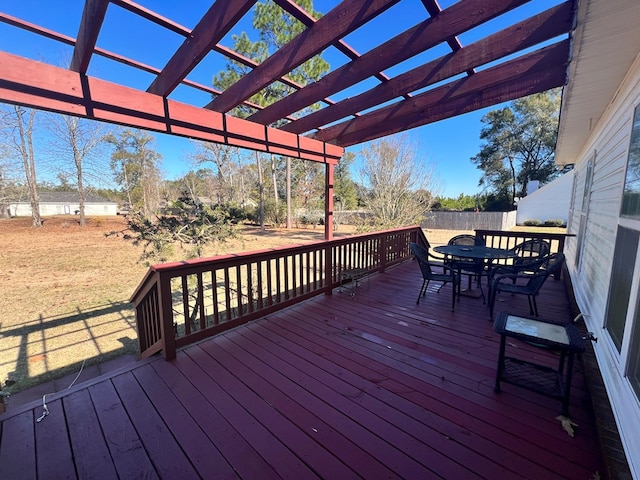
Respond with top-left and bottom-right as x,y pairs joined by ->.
0,260 -> 606,479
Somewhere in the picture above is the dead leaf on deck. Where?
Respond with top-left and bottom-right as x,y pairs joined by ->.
555,415 -> 579,437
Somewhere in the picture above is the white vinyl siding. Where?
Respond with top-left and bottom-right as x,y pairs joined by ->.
566,53 -> 640,477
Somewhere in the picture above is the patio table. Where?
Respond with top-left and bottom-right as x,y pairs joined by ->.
433,244 -> 517,301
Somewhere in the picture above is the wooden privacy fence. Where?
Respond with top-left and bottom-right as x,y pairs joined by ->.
423,211 -> 517,231
130,226 -> 428,360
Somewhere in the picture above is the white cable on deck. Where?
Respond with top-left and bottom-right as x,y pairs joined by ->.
36,359 -> 86,423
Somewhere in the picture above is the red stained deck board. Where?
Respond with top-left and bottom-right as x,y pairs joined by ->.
149,359 -> 282,480
244,315 -> 574,480
131,364 -> 238,479
171,349 -> 319,479
207,327 -> 420,478
330,284 -> 596,428
0,410 -> 36,479
250,316 -> 563,478
35,400 -> 76,480
0,261 -> 606,479
199,333 -> 396,479
64,389 -> 119,479
266,299 -> 600,471
235,320 -> 514,479
87,381 -> 157,479
181,343 -> 356,480
302,296 -> 500,372
111,372 -> 199,478
264,303 -> 598,479
298,297 -> 581,421
218,323 -> 476,479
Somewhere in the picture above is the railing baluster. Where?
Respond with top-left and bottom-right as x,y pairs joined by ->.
197,272 -> 205,330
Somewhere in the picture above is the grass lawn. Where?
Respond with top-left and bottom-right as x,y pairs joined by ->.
0,215 -> 565,395
0,215 -> 361,394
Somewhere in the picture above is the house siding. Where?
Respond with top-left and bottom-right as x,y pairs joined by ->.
9,200 -> 117,217
567,53 -> 640,478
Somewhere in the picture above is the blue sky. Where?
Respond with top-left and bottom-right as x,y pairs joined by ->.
0,0 -> 564,198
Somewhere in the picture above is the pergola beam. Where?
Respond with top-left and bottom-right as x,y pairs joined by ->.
0,51 -> 342,164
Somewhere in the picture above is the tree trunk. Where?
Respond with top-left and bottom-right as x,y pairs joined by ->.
15,107 -> 42,227
270,154 -> 278,208
256,152 -> 265,231
508,155 -> 517,206
73,140 -> 86,227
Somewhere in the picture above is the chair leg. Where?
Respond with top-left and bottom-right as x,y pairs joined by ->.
489,290 -> 495,318
527,295 -> 535,315
450,281 -> 456,311
417,280 -> 427,304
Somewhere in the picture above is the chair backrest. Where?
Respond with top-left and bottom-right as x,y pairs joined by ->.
448,234 -> 484,247
512,239 -> 551,265
447,234 -> 484,268
410,242 -> 434,278
541,252 -> 565,274
526,252 -> 565,291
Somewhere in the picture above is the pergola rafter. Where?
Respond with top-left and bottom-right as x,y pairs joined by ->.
0,0 -> 575,150
248,0 -> 530,126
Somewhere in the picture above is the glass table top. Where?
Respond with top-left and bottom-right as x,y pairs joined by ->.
505,315 -> 570,345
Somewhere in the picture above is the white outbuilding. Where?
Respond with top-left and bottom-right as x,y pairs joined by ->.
7,191 -> 118,217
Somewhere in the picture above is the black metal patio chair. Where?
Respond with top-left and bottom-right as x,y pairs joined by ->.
487,251 -> 552,298
489,252 -> 566,318
510,238 -> 551,267
410,242 -> 458,311
445,234 -> 487,291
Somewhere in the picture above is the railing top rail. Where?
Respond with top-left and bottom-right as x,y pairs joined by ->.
130,225 -> 422,302
150,225 -> 420,272
475,229 -> 575,240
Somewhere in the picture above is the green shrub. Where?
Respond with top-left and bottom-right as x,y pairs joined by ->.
523,219 -> 542,226
544,219 -> 566,227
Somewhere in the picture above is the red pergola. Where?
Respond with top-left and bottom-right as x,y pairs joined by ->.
0,0 -> 575,236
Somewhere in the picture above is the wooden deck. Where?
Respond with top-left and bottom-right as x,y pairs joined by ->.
0,260 -> 606,479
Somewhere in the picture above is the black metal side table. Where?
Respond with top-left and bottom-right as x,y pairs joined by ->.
339,267 -> 370,295
493,311 -> 585,415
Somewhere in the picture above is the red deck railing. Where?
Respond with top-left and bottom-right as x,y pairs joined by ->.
130,227 -> 573,360
475,229 -> 572,254
130,226 -> 429,359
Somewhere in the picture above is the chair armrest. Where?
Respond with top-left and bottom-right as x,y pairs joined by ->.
490,256 -> 547,281
427,249 -> 446,262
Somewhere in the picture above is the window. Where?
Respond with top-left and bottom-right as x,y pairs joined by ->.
628,308 -> 640,398
605,227 -> 639,352
575,156 -> 594,267
621,104 -> 640,218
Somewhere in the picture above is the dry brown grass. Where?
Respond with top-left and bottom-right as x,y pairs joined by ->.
0,215 -> 363,393
0,216 -> 564,394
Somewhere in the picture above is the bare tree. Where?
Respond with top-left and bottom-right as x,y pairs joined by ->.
190,141 -> 239,204
46,114 -> 109,226
359,134 -> 441,231
0,105 -> 41,226
105,128 -> 163,216
255,151 -> 265,231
